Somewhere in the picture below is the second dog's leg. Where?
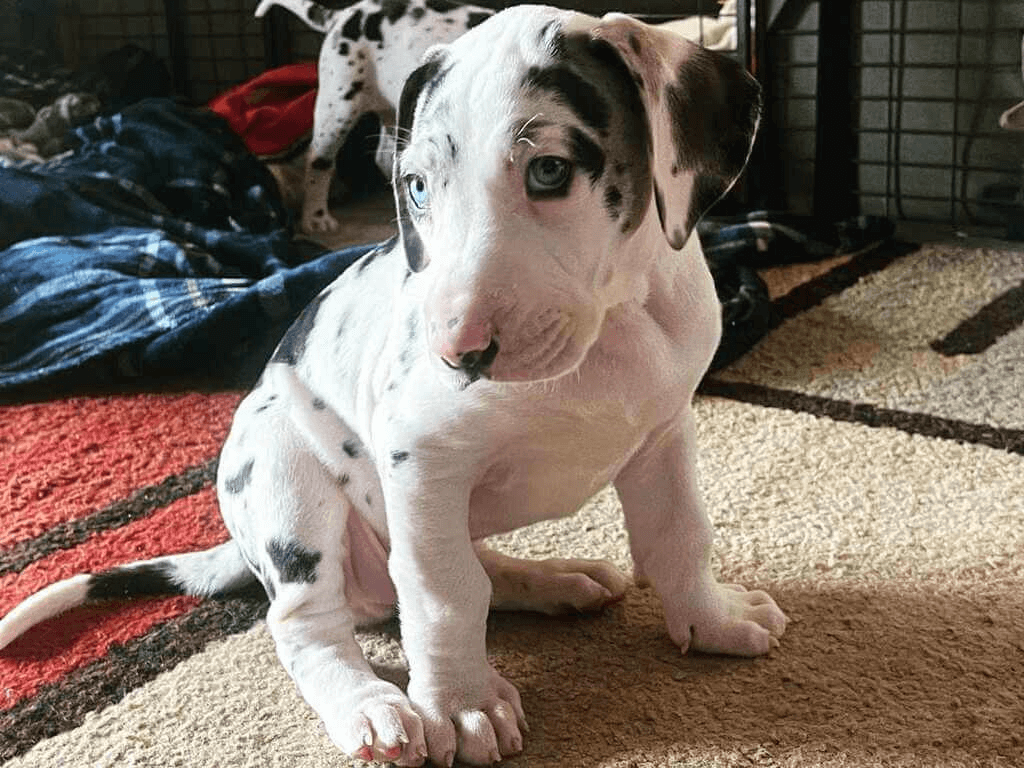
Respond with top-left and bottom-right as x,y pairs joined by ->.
477,545 -> 630,614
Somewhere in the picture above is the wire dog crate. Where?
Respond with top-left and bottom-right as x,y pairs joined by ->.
762,0 -> 1024,237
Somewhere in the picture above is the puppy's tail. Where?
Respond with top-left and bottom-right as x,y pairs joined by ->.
254,0 -> 337,33
0,540 -> 258,651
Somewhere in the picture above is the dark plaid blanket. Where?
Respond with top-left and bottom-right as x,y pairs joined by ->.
0,98 -> 894,401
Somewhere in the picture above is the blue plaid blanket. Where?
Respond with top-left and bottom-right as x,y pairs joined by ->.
0,98 -> 894,401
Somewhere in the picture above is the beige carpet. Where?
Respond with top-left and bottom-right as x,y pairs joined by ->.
3,238 -> 1023,767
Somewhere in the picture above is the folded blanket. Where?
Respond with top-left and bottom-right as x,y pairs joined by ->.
0,98 -> 896,401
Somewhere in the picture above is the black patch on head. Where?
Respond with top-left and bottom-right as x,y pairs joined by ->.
396,192 -> 426,272
397,55 -> 445,140
410,5 -> 425,19
311,156 -> 333,171
312,397 -> 327,410
425,0 -> 456,11
267,539 -> 321,584
338,41 -> 349,56
342,9 -> 364,41
569,126 -> 605,184
224,458 -> 255,495
344,81 -> 364,100
446,133 -> 458,160
391,450 -> 410,465
343,438 -> 362,458
524,64 -> 610,135
271,291 -> 327,365
467,11 -> 490,28
87,563 -> 181,601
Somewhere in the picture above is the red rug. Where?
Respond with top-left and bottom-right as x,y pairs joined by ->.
0,391 -> 267,759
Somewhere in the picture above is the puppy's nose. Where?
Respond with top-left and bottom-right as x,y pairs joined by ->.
441,337 -> 500,378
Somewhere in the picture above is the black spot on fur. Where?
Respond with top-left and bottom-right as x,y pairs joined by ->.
425,0 -> 457,11
364,12 -> 385,41
411,6 -> 425,20
312,397 -> 327,410
267,539 -> 321,584
343,439 -> 362,458
365,493 -> 373,506
357,248 -> 377,273
342,9 -> 364,41
447,133 -> 458,160
569,127 -> 605,183
344,81 -> 364,100
382,0 -> 409,21
311,156 -> 333,171
254,394 -> 278,414
272,291 -> 328,365
525,64 -> 610,135
338,41 -> 349,56
391,450 -> 410,465
224,458 -> 255,495
467,11 -> 490,28
87,563 -> 181,601
338,473 -> 351,486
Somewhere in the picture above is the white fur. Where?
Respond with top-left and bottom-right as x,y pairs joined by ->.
0,574 -> 91,650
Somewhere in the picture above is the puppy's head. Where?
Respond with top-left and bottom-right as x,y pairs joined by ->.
393,6 -> 760,384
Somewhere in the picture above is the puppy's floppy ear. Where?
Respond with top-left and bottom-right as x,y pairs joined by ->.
393,50 -> 448,272
589,13 -> 762,249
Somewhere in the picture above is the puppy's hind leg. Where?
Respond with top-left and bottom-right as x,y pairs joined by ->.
301,36 -> 375,234
476,545 -> 631,615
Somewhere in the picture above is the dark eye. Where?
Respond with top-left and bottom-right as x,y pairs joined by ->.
406,174 -> 429,209
526,156 -> 573,196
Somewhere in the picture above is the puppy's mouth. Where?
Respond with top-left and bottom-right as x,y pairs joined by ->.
487,313 -> 587,383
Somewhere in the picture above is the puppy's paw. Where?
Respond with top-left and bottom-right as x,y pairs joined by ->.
324,680 -> 427,766
487,555 -> 631,614
664,580 -> 787,657
410,668 -> 527,766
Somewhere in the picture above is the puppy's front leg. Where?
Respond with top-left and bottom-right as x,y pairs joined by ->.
615,406 -> 788,657
385,475 -> 526,766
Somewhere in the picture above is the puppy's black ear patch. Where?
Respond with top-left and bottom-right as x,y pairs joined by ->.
266,539 -> 322,584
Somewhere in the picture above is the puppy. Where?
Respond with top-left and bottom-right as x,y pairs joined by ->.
255,0 -> 494,234
0,7 -> 787,765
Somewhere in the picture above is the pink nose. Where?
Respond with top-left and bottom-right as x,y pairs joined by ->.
437,318 -> 499,378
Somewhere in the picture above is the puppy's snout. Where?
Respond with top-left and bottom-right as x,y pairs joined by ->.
441,337 -> 500,378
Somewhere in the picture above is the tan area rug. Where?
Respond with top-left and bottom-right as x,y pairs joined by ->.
2,240 -> 1022,767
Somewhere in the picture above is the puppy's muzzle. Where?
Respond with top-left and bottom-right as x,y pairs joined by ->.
441,337 -> 500,380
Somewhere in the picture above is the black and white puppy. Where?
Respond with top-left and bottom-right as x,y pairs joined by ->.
0,7 -> 787,766
255,0 -> 494,234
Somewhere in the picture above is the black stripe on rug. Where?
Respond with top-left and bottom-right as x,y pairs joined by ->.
769,239 -> 920,326
0,459 -> 218,577
0,595 -> 268,761
700,378 -> 1024,456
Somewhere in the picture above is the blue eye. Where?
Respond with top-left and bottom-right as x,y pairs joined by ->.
526,156 -> 573,196
406,174 -> 429,209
